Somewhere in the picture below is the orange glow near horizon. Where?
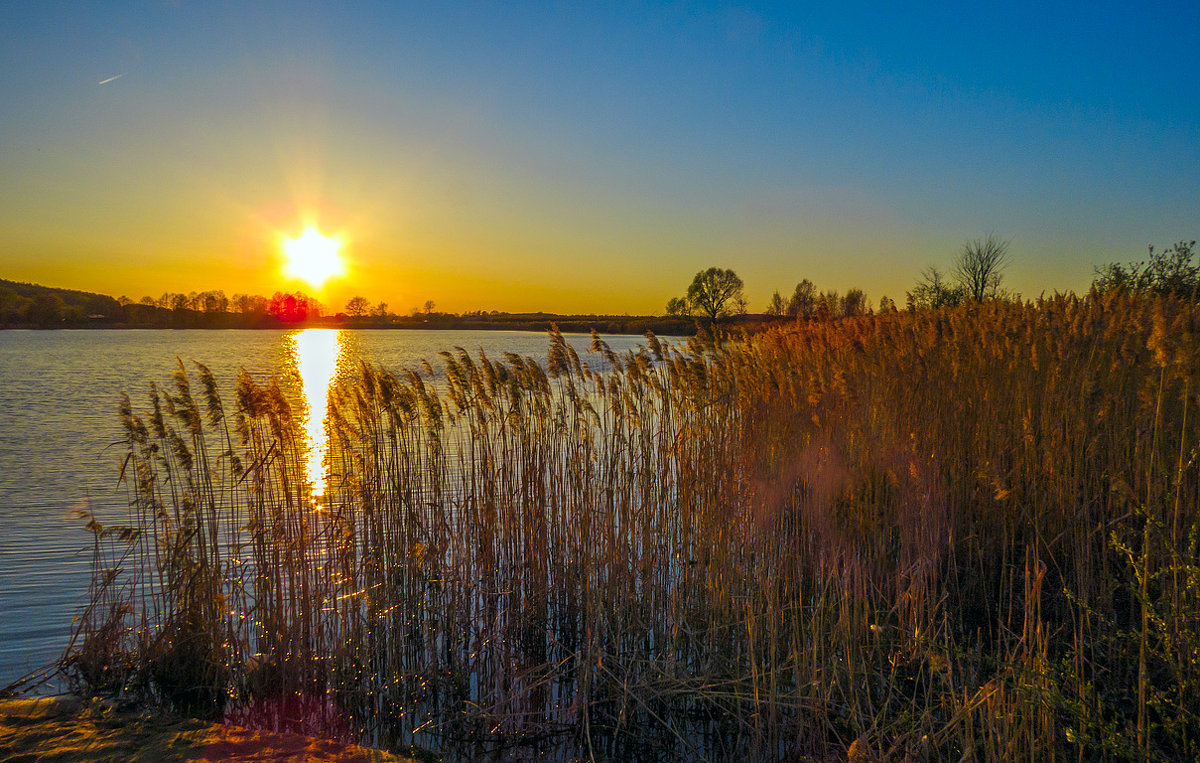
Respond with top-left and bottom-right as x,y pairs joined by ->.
281,226 -> 345,290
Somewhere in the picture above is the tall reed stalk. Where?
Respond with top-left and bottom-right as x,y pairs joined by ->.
64,293 -> 1200,761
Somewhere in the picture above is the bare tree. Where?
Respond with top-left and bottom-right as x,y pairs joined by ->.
202,290 -> 227,313
423,299 -> 437,315
345,295 -> 370,318
906,266 -> 965,310
954,233 -> 1010,302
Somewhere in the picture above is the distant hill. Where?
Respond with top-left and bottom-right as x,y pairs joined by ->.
0,279 -> 122,327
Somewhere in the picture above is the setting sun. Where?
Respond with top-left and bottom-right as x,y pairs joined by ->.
282,226 -> 344,289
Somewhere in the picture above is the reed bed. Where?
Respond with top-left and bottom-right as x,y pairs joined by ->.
63,292 -> 1200,761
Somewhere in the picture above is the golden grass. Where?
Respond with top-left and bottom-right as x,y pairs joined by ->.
0,698 -> 413,762
64,292 -> 1200,761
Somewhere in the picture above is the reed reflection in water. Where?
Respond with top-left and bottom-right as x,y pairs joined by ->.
288,328 -> 342,499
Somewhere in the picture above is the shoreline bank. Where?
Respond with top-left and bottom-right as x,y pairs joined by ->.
0,698 -> 418,762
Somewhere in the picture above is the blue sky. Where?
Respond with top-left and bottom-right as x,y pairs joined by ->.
1,1 -> 1196,312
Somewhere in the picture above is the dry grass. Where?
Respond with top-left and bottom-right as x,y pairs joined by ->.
64,292 -> 1200,761
0,698 -> 413,762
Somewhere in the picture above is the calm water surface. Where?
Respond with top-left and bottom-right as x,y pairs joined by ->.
0,328 -> 658,687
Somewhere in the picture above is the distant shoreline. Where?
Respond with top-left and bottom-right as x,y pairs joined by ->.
0,317 -> 718,335
1,277 -> 792,335
0,697 -> 416,762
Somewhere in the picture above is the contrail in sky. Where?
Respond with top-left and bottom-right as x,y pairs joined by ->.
97,73 -> 125,85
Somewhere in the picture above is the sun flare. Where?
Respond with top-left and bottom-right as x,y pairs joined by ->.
282,226 -> 345,289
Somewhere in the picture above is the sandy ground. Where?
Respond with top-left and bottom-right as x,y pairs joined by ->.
0,698 -> 419,762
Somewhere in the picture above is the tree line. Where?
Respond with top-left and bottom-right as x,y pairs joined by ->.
666,234 -> 1014,324
667,234 -> 1198,327
0,282 -> 327,328
116,290 -> 324,320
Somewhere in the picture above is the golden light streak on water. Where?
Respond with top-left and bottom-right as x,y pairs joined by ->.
290,328 -> 341,499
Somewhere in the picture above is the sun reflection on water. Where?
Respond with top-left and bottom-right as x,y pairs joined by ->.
289,328 -> 342,499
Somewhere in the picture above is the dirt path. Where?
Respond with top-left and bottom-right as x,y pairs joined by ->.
0,698 -> 418,762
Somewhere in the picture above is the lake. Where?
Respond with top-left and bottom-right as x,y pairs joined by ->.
0,328 -> 661,688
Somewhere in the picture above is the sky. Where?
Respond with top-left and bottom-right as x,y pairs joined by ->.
1,1 -> 1197,315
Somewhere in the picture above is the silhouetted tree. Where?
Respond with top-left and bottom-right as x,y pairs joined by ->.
686,267 -> 745,323
201,290 -> 227,313
235,294 -> 268,316
423,299 -> 437,315
817,290 -> 841,320
1093,240 -> 1199,301
841,288 -> 867,317
906,267 -> 966,310
765,291 -> 787,316
271,292 -> 317,322
346,296 -> 370,318
665,296 -> 689,317
787,279 -> 817,318
955,233 -> 1010,302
